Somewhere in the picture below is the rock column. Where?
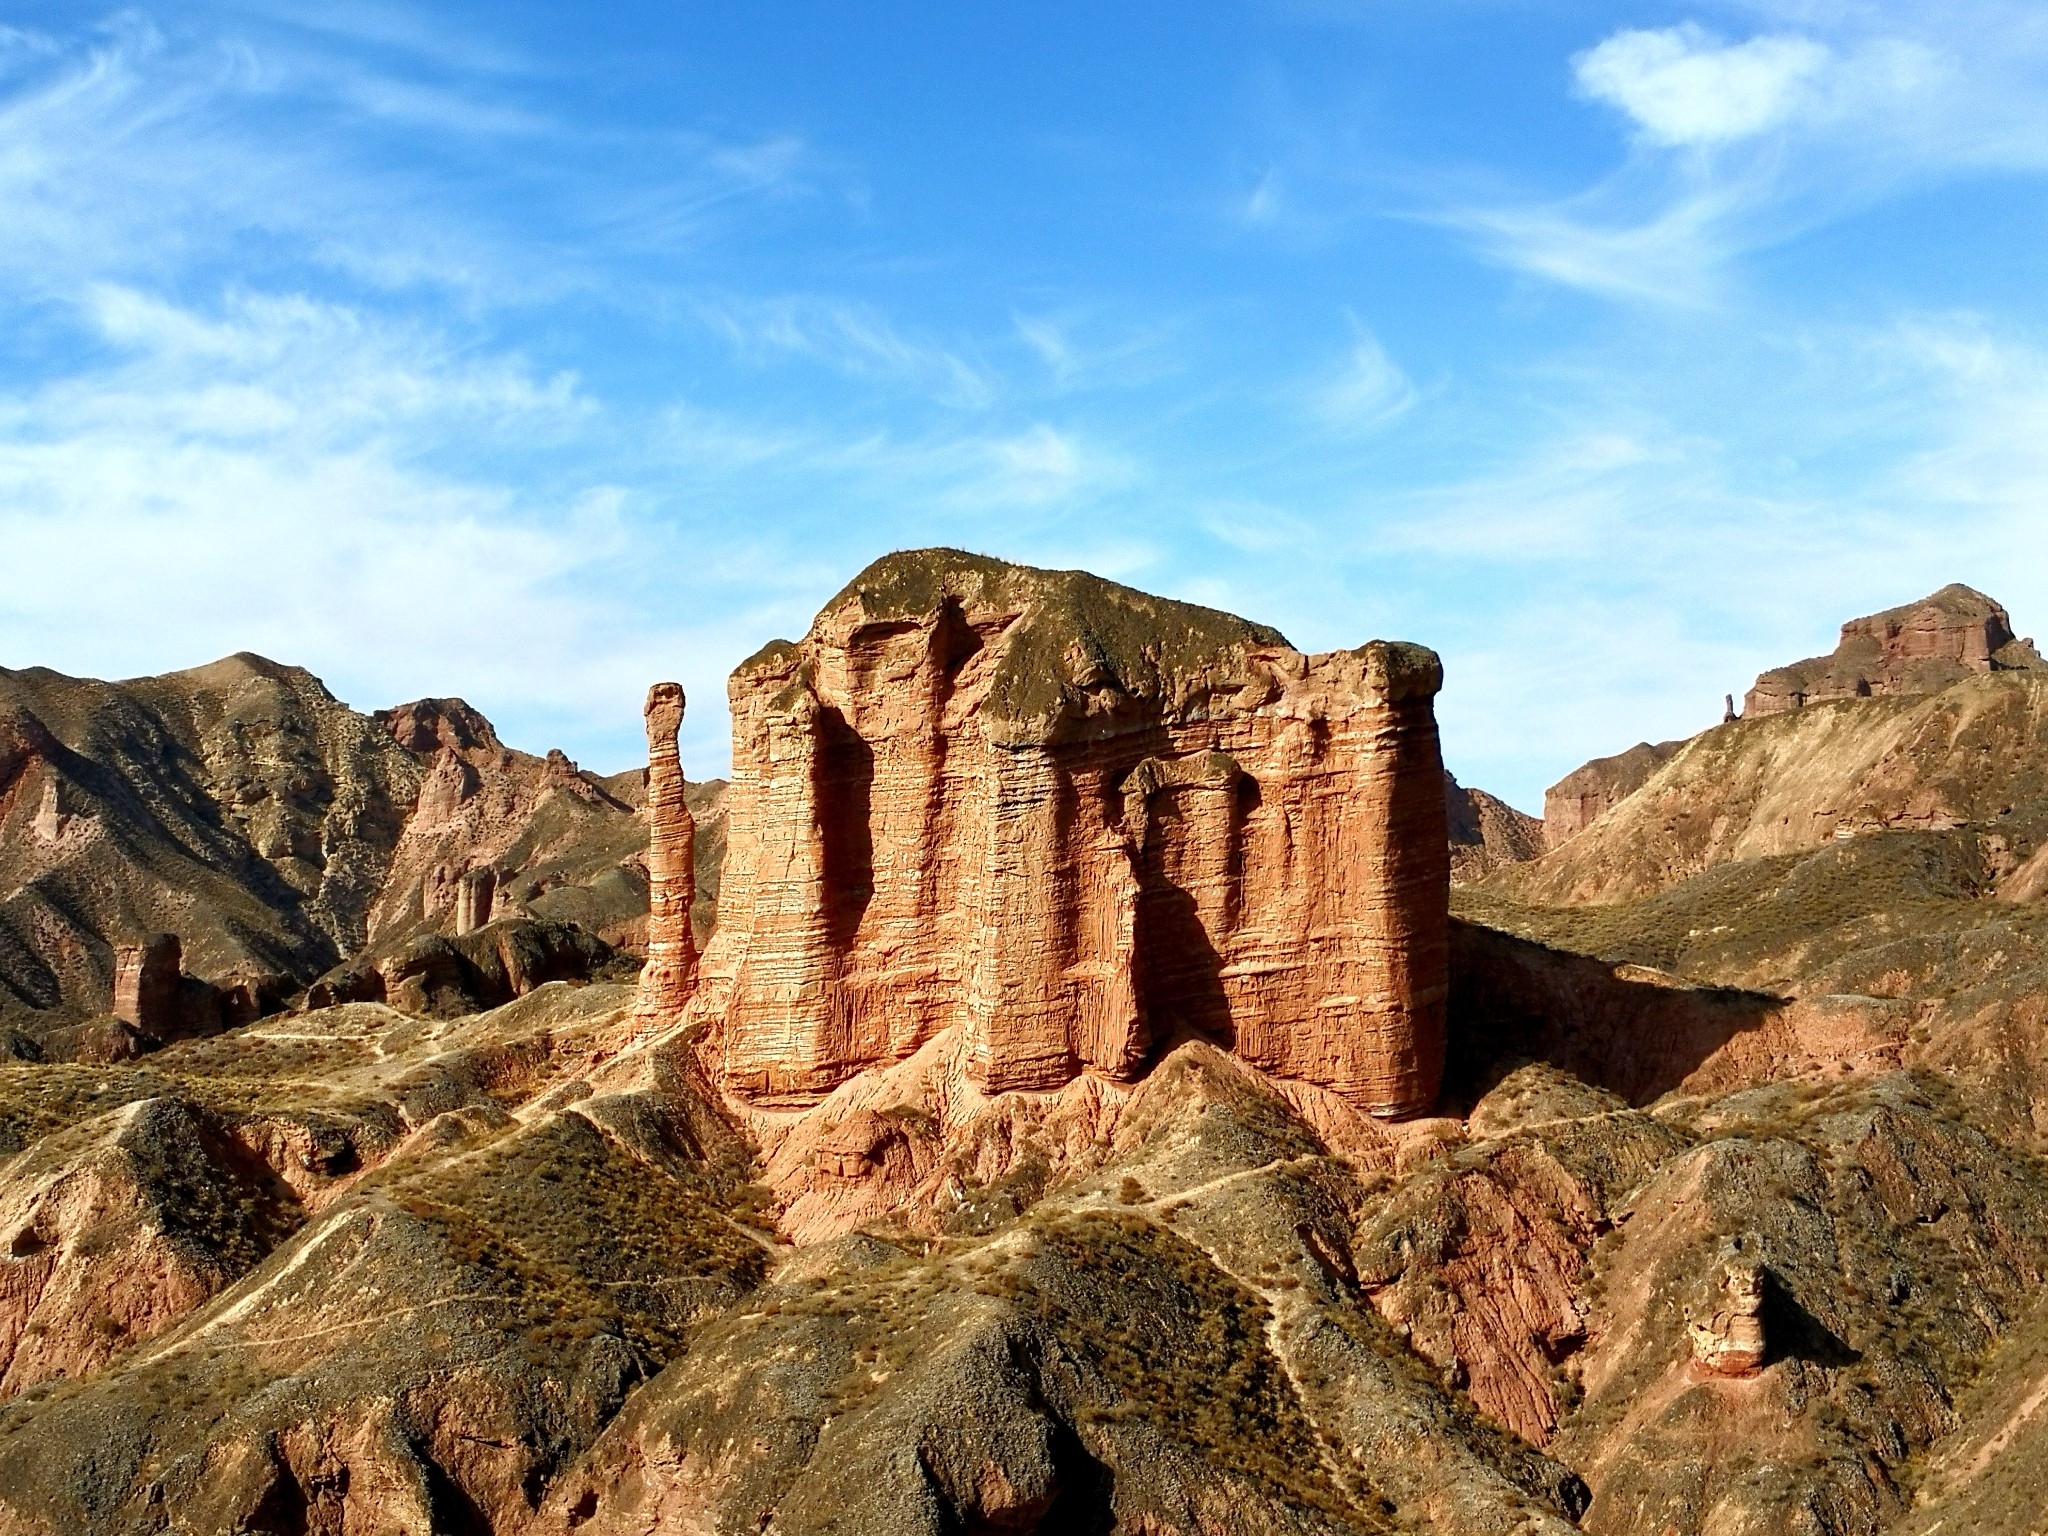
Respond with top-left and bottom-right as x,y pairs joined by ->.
632,682 -> 698,1020
113,934 -> 182,1036
454,868 -> 497,935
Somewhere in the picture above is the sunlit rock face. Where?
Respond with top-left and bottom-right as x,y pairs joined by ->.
675,549 -> 1450,1117
630,681 -> 699,1021
1745,582 -> 2048,717
1542,740 -> 1681,850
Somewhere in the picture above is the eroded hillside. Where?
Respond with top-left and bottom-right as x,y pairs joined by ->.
0,568 -> 2044,1534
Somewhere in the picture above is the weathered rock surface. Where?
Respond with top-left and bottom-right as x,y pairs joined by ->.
0,655 -> 709,1050
631,682 -> 697,1021
1541,740 -> 1680,849
1447,770 -> 1544,881
1,566 -> 2047,1535
0,1094 -> 296,1398
1509,585 -> 2048,889
1683,1247 -> 1766,1377
688,550 -> 1451,1117
0,985 -> 769,1536
1745,583 -> 2046,717
357,694 -> 672,963
1489,678 -> 2048,909
0,656 -> 411,1031
546,1041 -> 1587,1536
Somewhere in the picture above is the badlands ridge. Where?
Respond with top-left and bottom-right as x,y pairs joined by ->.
0,559 -> 2042,1533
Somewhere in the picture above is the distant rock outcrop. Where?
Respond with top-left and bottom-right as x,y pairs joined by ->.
361,695 -> 649,957
110,935 -> 182,1038
1488,586 -> 2048,907
1745,583 -> 2047,717
1686,1250 -> 1766,1378
1542,740 -> 1681,849
1446,771 -> 1544,882
0,655 -> 695,1049
676,550 -> 1450,1117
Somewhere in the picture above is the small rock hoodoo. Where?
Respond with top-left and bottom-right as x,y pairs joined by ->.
630,681 -> 699,1019
1687,1250 -> 1767,1378
645,549 -> 1452,1116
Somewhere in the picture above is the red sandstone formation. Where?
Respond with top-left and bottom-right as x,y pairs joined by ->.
1542,740 -> 1682,849
363,696 -> 642,951
1687,1255 -> 1766,1378
1745,583 -> 2047,716
110,935 -> 182,1036
453,867 -> 497,935
684,550 -> 1450,1118
631,682 -> 698,1019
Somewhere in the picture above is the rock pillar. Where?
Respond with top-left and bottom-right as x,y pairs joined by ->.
695,551 -> 1452,1117
454,867 -> 497,935
113,934 -> 182,1036
632,682 -> 698,1020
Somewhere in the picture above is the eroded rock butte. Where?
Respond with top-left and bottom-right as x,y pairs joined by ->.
1745,582 -> 2047,717
651,549 -> 1451,1116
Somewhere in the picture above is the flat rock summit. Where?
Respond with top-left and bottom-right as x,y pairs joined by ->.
0,559 -> 2044,1535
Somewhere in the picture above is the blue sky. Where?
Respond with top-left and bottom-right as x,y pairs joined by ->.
4,2 -> 2048,811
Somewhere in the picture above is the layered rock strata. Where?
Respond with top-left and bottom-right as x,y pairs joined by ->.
1542,740 -> 1681,849
631,682 -> 698,1019
1745,582 -> 2047,716
111,935 -> 182,1036
1686,1252 -> 1766,1377
680,549 -> 1450,1117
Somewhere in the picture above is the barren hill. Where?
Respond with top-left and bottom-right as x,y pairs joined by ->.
0,654 -> 719,1054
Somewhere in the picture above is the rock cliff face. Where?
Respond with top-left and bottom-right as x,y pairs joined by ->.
1745,583 -> 2046,717
682,550 -> 1450,1117
1541,741 -> 1680,850
0,656 -> 410,1027
360,695 -> 648,957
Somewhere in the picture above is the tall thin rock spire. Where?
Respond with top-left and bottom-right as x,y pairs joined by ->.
632,681 -> 698,1019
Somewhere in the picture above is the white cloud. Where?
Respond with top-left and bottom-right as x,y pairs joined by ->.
979,424 -> 1127,504
1311,328 -> 1417,430
1443,189 -> 1739,305
1575,25 -> 1831,146
1011,310 -> 1181,394
1346,311 -> 2048,808
1241,166 -> 1284,225
701,295 -> 993,408
0,12 -> 812,307
1442,5 -> 2048,304
0,285 -> 717,772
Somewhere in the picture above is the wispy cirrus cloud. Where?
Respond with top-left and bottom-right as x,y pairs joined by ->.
697,295 -> 995,408
0,9 -> 814,305
1442,3 -> 2048,304
1308,324 -> 1416,431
